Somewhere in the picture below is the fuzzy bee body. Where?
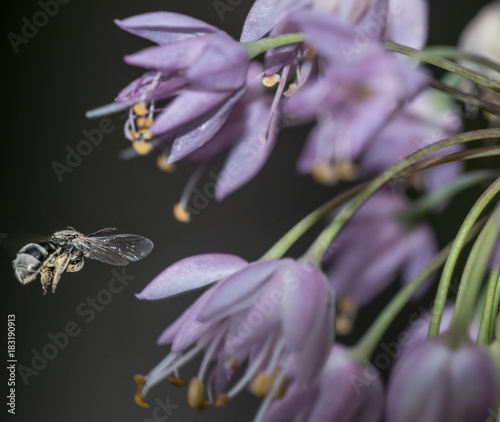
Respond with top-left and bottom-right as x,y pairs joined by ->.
13,227 -> 153,294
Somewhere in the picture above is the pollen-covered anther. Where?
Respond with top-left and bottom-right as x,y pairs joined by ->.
174,204 -> 191,223
168,376 -> 187,387
283,83 -> 298,97
336,297 -> 358,335
157,155 -> 176,173
270,368 -> 287,399
137,117 -> 154,129
312,163 -> 340,186
134,374 -> 149,408
336,160 -> 359,181
187,377 -> 208,411
133,102 -> 149,117
133,141 -> 154,155
215,393 -> 230,407
263,74 -> 281,88
127,130 -> 141,141
252,371 -> 271,398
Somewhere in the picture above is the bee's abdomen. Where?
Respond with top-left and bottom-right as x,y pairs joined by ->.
13,242 -> 58,284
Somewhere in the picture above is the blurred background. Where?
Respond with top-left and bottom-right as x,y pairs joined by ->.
1,1 -> 496,421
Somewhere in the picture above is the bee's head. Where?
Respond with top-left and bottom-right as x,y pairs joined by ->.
12,254 -> 40,284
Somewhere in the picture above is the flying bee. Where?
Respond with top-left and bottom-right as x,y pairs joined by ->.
13,227 -> 154,294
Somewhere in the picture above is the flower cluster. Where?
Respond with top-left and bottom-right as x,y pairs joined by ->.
86,1 -> 500,421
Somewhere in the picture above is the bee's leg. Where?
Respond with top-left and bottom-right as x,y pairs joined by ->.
40,269 -> 53,295
51,254 -> 71,293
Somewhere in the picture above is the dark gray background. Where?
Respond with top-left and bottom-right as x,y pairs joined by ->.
1,1 -> 495,421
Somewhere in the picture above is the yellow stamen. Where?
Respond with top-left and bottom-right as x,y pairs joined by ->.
133,141 -> 154,155
174,204 -> 191,223
336,297 -> 358,336
270,368 -> 287,399
252,371 -> 271,398
263,74 -> 281,88
283,83 -> 298,97
127,130 -> 141,141
187,377 -> 208,411
137,117 -> 154,129
312,163 -> 340,186
157,155 -> 176,173
133,102 -> 148,116
335,160 -> 358,181
134,374 -> 149,408
215,393 -> 230,407
168,376 -> 186,387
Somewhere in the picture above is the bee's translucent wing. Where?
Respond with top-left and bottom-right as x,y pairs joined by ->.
75,234 -> 154,266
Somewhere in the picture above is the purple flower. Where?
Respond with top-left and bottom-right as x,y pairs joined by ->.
90,12 -> 250,162
262,345 -> 384,422
399,305 -> 480,359
359,89 -> 463,193
283,11 -> 428,183
387,340 -> 498,422
324,190 -> 437,313
134,254 -> 335,412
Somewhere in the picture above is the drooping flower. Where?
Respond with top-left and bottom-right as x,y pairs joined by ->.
134,254 -> 335,412
262,345 -> 384,422
386,339 -> 498,422
359,89 -> 463,193
284,10 -> 429,184
88,12 -> 250,161
323,189 -> 437,332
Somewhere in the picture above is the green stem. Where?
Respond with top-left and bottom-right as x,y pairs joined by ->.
243,34 -> 305,60
385,41 -> 500,93
349,221 -> 485,362
401,169 -> 499,222
429,79 -> 500,116
449,207 -> 500,348
428,179 -> 500,338
490,271 -> 500,341
415,46 -> 500,74
303,129 -> 500,265
478,269 -> 500,345
262,145 -> 500,261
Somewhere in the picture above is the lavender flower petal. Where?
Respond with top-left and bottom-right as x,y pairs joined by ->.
115,12 -> 221,44
136,254 -> 248,300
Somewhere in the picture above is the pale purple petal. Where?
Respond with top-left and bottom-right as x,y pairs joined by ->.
167,88 -> 246,162
282,264 -> 329,351
152,89 -> 231,135
240,0 -> 312,42
115,12 -> 220,44
198,259 -> 293,322
123,36 -> 214,71
264,18 -> 300,76
216,98 -> 275,200
384,0 -> 428,49
136,254 -> 248,300
262,384 -> 316,422
186,35 -> 249,91
115,72 -> 187,104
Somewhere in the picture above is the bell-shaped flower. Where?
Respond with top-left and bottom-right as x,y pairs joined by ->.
262,345 -> 384,422
134,255 -> 336,412
359,89 -> 463,193
89,12 -> 250,161
323,189 -> 437,318
387,339 -> 499,422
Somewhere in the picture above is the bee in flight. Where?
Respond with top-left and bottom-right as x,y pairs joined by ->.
13,227 -> 154,294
